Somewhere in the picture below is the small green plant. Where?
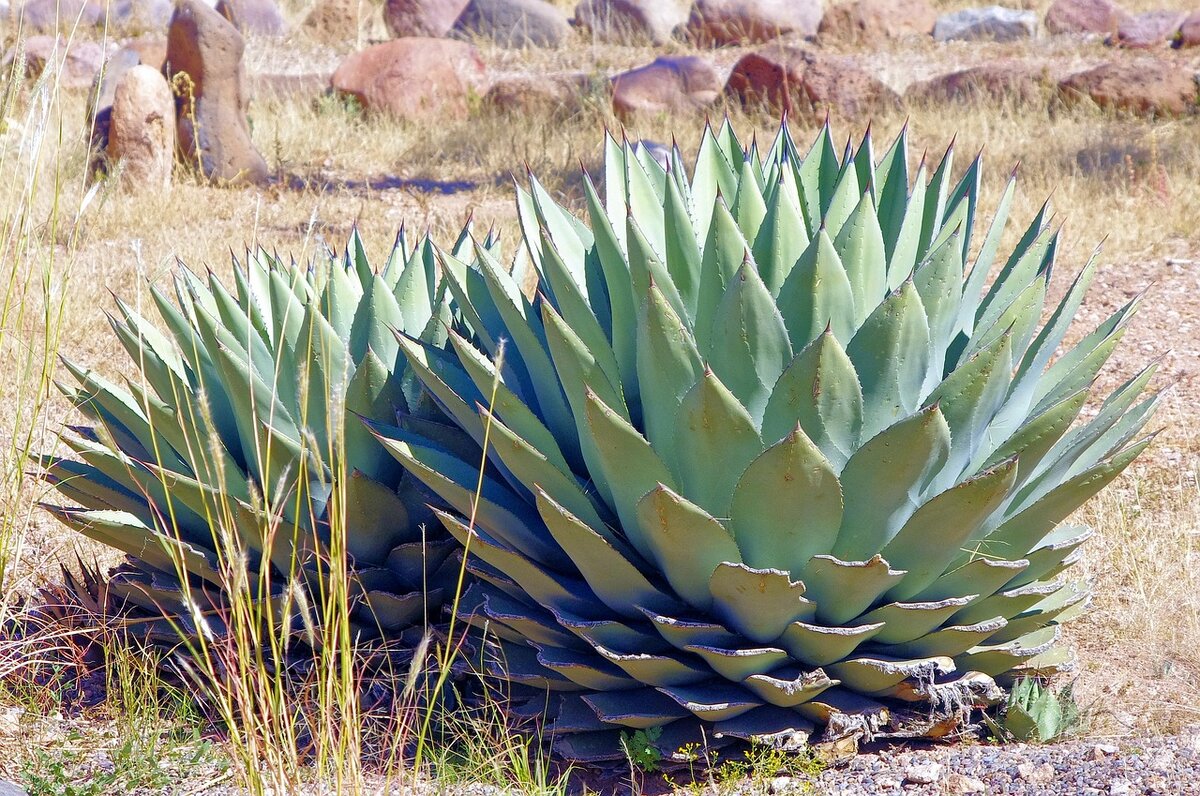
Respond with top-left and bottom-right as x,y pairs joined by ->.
621,726 -> 664,773
985,677 -> 1082,742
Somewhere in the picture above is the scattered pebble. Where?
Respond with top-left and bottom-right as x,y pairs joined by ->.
945,773 -> 987,794
903,761 -> 943,785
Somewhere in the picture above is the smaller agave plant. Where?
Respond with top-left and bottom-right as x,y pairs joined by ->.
39,229 -> 472,646
375,120 -> 1159,761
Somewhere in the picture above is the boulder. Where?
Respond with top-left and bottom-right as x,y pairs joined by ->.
166,0 -> 269,184
819,0 -> 937,43
573,0 -> 687,44
17,0 -> 105,32
1044,0 -> 1129,36
108,64 -> 175,190
86,45 -> 142,163
303,0 -> 365,41
452,0 -> 571,47
907,61 -> 1051,105
484,72 -> 593,115
332,38 -> 487,119
686,0 -> 823,46
611,55 -> 719,118
933,6 -> 1038,42
724,45 -> 899,118
1177,11 -> 1200,48
384,0 -> 468,37
1058,58 -> 1198,116
18,35 -> 107,89
216,0 -> 286,36
125,36 -> 169,70
1116,10 -> 1186,48
110,0 -> 174,34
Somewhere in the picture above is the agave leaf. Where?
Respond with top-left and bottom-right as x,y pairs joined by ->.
803,554 -> 906,626
663,170 -> 703,319
709,563 -> 815,644
539,233 -> 622,391
636,282 -> 704,471
684,645 -> 790,681
729,425 -> 842,576
916,558 -> 1029,603
707,262 -> 793,424
882,458 -> 1019,601
777,228 -> 857,351
739,671 -> 834,710
826,654 -> 955,695
583,173 -> 638,397
691,122 -> 739,236
634,486 -> 742,611
542,302 -> 628,423
846,281 -> 932,441
695,196 -> 752,356
674,370 -> 763,517
593,646 -> 710,688
535,488 -> 678,619
886,159 -> 927,288
912,231 -> 964,374
582,688 -> 690,728
732,156 -> 768,245
833,405 -> 951,563
833,191 -> 887,327
761,330 -> 864,466
537,646 -> 638,691
780,622 -> 884,668
972,438 -> 1152,563
658,682 -> 762,722
753,168 -> 808,294
581,390 -> 677,563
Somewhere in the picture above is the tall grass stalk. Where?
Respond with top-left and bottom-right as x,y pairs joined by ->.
0,33 -> 95,612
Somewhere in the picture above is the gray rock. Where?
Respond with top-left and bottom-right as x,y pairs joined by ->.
453,0 -> 571,47
933,5 -> 1037,41
904,761 -> 943,785
111,0 -> 174,33
573,0 -> 687,44
0,781 -> 29,796
108,64 -> 175,190
166,0 -> 269,184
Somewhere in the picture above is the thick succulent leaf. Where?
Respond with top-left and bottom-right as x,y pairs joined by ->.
826,655 -> 955,695
634,486 -> 742,611
858,597 -> 976,644
658,682 -> 762,722
436,510 -> 595,618
882,458 -> 1019,601
582,689 -> 690,729
582,171 -> 638,396
373,426 -> 567,570
833,191 -> 887,327
887,618 -> 1008,659
803,554 -> 906,626
846,281 -> 932,441
394,333 -> 486,442
707,262 -> 793,424
663,170 -> 703,319
709,563 -> 815,644
684,645 -> 789,681
581,390 -> 677,563
636,282 -> 704,471
912,231 -> 964,375
691,121 -> 739,236
537,646 -> 637,691
886,160 -> 927,288
973,438 -> 1151,562
753,168 -> 808,294
593,647 -> 710,688
539,236 -> 622,391
673,370 -> 763,517
732,156 -> 768,245
741,670 -> 835,709
780,621 -> 884,667
542,302 -> 628,423
341,471 -> 411,563
695,196 -> 752,356
729,425 -> 842,576
535,488 -> 678,619
776,229 -> 857,351
761,330 -> 864,466
916,558 -> 1029,603
833,405 -> 951,562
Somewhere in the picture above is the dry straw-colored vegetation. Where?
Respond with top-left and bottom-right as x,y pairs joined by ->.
0,3 -> 1199,792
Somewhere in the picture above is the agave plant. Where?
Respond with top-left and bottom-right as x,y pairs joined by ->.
39,229 -> 470,644
374,121 -> 1158,760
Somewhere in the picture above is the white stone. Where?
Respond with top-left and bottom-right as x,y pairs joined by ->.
933,5 -> 1038,41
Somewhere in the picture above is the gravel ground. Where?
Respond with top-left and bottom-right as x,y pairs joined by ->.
807,733 -> 1200,796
